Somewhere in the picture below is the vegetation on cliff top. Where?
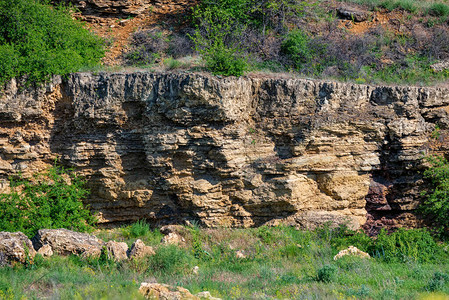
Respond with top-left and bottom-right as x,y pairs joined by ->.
0,0 -> 104,86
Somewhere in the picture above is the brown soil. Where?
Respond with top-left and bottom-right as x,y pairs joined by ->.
77,0 -> 197,66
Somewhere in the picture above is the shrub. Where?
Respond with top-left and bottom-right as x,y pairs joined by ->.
0,0 -> 104,86
0,164 -> 95,237
371,228 -> 442,262
281,29 -> 312,70
317,264 -> 337,283
421,155 -> 449,238
190,8 -> 249,76
426,272 -> 449,292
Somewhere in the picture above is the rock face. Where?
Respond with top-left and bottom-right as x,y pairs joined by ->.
32,229 -> 104,257
1,73 -> 448,231
0,232 -> 36,266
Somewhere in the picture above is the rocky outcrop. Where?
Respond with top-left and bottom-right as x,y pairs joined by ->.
0,232 -> 36,266
32,229 -> 104,257
1,73 -> 448,231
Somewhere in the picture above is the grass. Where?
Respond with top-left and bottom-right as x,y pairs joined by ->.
1,224 -> 449,299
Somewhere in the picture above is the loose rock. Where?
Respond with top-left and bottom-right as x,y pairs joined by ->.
139,282 -> 199,300
106,240 -> 129,261
32,229 -> 103,257
129,239 -> 155,259
0,232 -> 36,266
37,244 -> 53,257
333,246 -> 370,260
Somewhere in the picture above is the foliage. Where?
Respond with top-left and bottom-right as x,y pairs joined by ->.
190,8 -> 248,76
422,155 -> 449,238
0,164 -> 95,237
426,272 -> 449,292
317,264 -> 337,283
371,228 -> 442,262
281,29 -> 313,70
128,220 -> 151,238
0,0 -> 104,86
1,225 -> 449,299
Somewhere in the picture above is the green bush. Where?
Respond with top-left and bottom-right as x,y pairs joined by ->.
190,8 -> 248,76
317,264 -> 337,283
426,272 -> 449,292
0,164 -> 96,237
371,228 -> 442,262
0,0 -> 104,86
281,29 -> 313,70
422,155 -> 449,238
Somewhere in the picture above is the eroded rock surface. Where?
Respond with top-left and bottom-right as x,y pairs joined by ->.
1,73 -> 448,230
32,229 -> 104,257
0,232 -> 36,266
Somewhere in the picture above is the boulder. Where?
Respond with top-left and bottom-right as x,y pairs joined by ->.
333,246 -> 370,260
337,7 -> 369,22
161,232 -> 185,246
32,229 -> 103,257
37,244 -> 53,257
139,283 -> 199,300
129,239 -> 155,259
105,240 -> 129,261
0,232 -> 36,266
431,60 -> 449,72
196,291 -> 222,300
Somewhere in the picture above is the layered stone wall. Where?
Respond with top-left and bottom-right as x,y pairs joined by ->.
1,73 -> 448,230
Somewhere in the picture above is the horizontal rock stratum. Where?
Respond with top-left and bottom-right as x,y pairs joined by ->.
1,73 -> 448,230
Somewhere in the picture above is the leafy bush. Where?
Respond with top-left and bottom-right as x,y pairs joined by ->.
371,228 -> 442,262
317,264 -> 337,283
422,155 -> 449,238
0,0 -> 104,86
190,8 -> 249,76
281,29 -> 313,70
0,164 -> 95,237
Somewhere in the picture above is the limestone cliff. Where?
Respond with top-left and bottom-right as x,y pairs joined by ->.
1,73 -> 448,231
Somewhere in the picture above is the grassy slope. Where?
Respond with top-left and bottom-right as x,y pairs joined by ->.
1,225 -> 448,299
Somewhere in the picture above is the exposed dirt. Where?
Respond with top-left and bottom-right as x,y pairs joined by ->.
75,0 -> 197,65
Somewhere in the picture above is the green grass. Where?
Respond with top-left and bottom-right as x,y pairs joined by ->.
1,225 -> 448,299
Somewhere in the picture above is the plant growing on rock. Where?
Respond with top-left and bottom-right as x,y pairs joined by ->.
0,163 -> 96,237
421,155 -> 449,239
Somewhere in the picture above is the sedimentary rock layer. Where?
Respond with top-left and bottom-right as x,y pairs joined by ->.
1,73 -> 448,230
